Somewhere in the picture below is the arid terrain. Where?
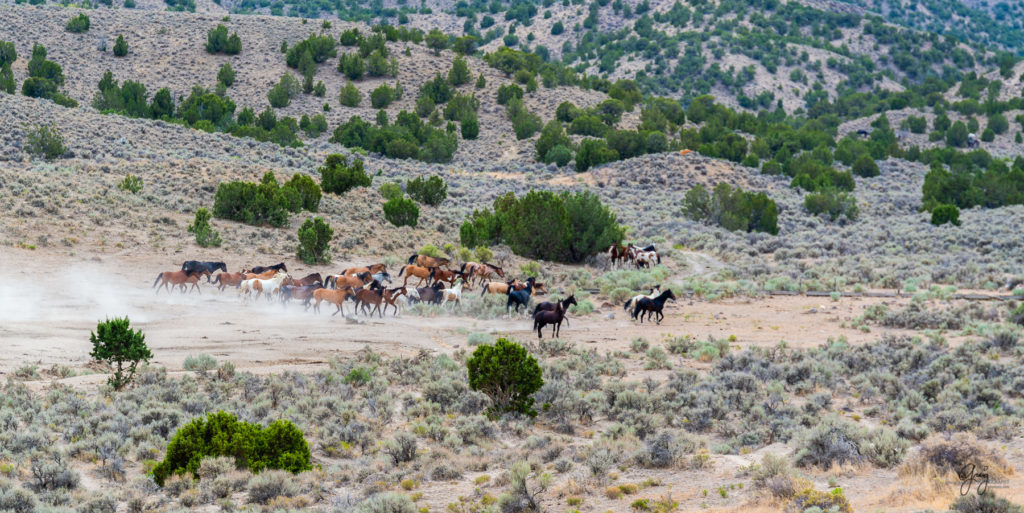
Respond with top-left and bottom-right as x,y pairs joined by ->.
3,0 -> 1024,512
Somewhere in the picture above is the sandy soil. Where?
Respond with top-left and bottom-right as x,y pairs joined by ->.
0,245 -> 944,380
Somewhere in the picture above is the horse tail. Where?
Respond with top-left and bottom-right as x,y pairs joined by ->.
481,285 -> 487,297
624,298 -> 631,311
398,266 -> 406,277
153,273 -> 163,288
657,253 -> 662,264
408,253 -> 417,265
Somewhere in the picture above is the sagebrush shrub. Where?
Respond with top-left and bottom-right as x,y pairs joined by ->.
25,124 -> 65,160
246,469 -> 301,505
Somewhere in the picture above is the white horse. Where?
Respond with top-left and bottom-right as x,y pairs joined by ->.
239,272 -> 289,302
624,285 -> 662,312
440,279 -> 465,309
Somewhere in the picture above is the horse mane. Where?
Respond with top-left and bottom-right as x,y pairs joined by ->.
484,263 -> 502,271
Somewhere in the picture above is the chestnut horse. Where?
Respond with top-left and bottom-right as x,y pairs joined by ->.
430,268 -> 467,287
312,287 -> 355,315
341,263 -> 387,276
326,272 -> 371,289
398,265 -> 434,287
153,270 -> 198,295
408,253 -> 449,269
213,272 -> 246,291
608,243 -> 630,269
383,286 -> 408,316
353,288 -> 384,318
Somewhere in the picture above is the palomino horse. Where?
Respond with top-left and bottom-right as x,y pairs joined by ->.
533,295 -> 575,338
153,270 -> 200,295
239,272 -> 290,302
341,263 -> 387,276
398,265 -> 434,287
408,253 -> 450,269
213,272 -> 246,291
624,285 -> 662,312
312,287 -> 355,315
632,289 -> 676,324
440,279 -> 465,309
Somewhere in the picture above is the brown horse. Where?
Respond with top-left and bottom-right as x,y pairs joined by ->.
243,269 -> 278,281
326,272 -> 371,289
213,272 -> 246,291
480,280 -> 522,296
408,253 -> 449,269
312,287 -> 355,315
286,273 -> 324,288
153,271 -> 199,295
430,268 -> 468,287
341,263 -> 387,276
398,265 -> 434,287
280,283 -> 323,309
382,286 -> 408,316
353,288 -> 384,317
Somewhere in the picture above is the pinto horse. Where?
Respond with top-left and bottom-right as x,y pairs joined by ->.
506,277 -> 535,314
239,272 -> 290,302
247,262 -> 288,275
213,272 -> 246,291
607,244 -> 630,269
533,295 -> 575,338
312,287 -> 355,315
181,261 -> 227,282
408,253 -> 450,269
398,265 -> 434,287
533,294 -> 578,327
153,270 -> 199,295
624,285 -> 662,312
440,279 -> 465,309
632,289 -> 676,324
243,269 -> 278,281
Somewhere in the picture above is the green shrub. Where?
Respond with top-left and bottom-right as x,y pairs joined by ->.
188,207 -> 222,247
460,190 -> 624,263
946,121 -> 968,147
804,187 -> 859,222
988,112 -> 1009,135
0,41 -> 15,68
378,182 -> 403,200
206,25 -> 241,54
212,172 -> 293,227
545,144 -> 573,166
475,73 -> 486,89
930,204 -> 961,226
320,154 -> 370,195
682,183 -> 779,234
448,56 -> 471,86
268,73 -> 300,108
356,492 -> 416,513
285,33 -> 336,69
575,138 -> 618,171
297,216 -> 333,264
0,64 -> 14,94
950,492 -> 1024,513
467,338 -> 543,416
217,62 -> 235,87
425,28 -> 448,55
443,92 -> 479,121
65,13 -> 90,33
461,110 -> 479,140
383,197 -> 419,227
89,317 -> 152,391
284,173 -> 321,212
370,83 -> 397,108
117,173 -> 143,194
152,411 -> 311,486
406,175 -> 447,206
905,115 -> 927,134
339,81 -> 362,107
113,35 -> 128,57
535,120 -> 570,162
419,72 -> 452,104
852,154 -> 879,177
338,53 -> 365,80
25,123 -> 66,160
496,83 -> 523,105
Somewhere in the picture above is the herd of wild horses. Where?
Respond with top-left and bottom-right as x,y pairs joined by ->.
153,244 -> 669,338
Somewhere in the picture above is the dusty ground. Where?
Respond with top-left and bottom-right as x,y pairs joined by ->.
0,245 -> 958,377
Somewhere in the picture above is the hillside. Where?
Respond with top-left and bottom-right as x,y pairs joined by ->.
3,1 -> 1024,513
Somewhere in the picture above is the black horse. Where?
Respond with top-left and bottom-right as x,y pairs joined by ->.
533,295 -> 576,337
248,262 -> 288,275
632,289 -> 676,324
506,277 -> 535,314
181,261 -> 227,282
533,294 -> 577,327
413,282 -> 446,305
